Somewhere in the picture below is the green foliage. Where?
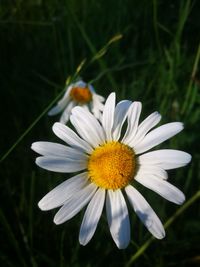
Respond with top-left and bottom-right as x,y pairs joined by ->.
0,0 -> 200,266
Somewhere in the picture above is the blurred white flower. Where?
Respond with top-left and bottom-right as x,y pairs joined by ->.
32,92 -> 191,249
48,80 -> 105,124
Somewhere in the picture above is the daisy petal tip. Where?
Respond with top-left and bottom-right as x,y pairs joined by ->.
169,122 -> 184,134
156,230 -> 166,240
31,142 -> 36,151
117,241 -> 129,250
35,157 -> 41,166
79,238 -> 87,246
35,157 -> 39,164
52,121 -> 61,130
180,152 -> 192,167
53,217 -> 61,225
186,153 -> 192,164
114,232 -> 130,250
152,111 -> 162,124
38,199 -> 46,211
178,193 -> 186,205
107,92 -> 116,102
70,106 -> 79,115
157,112 -> 162,119
173,190 -> 185,205
178,122 -> 184,131
52,123 -> 58,133
35,157 -> 51,171
110,92 -> 116,97
47,110 -> 53,116
134,100 -> 142,105
52,122 -> 67,136
132,101 -> 142,110
31,142 -> 42,153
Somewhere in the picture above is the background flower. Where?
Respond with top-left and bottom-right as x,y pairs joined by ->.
48,80 -> 105,124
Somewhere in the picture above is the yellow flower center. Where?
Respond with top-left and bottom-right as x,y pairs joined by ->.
88,141 -> 136,190
70,86 -> 92,104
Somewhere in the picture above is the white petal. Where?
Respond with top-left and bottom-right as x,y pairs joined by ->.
88,84 -> 95,93
130,111 -> 162,146
92,93 -> 105,110
53,122 -> 92,154
75,80 -> 87,88
54,183 -> 97,224
137,165 -> 168,180
102,93 -> 116,141
134,122 -> 184,154
31,141 -> 86,158
91,104 -> 103,120
48,86 -> 71,116
125,185 -> 165,239
79,188 -> 105,245
81,104 -> 90,112
138,149 -> 192,170
91,99 -> 104,116
106,190 -> 130,249
36,156 -> 87,173
92,92 -> 105,103
60,101 -> 74,124
122,102 -> 142,144
112,100 -> 132,141
135,174 -> 185,204
48,103 -> 66,116
70,106 -> 105,147
38,172 -> 88,210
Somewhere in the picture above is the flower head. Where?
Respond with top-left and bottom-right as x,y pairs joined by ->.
32,93 -> 191,249
48,80 -> 105,124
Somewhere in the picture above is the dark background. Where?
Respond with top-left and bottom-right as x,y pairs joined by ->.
0,1 -> 200,266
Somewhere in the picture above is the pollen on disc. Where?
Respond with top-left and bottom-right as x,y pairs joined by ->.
70,87 -> 92,104
88,141 -> 136,190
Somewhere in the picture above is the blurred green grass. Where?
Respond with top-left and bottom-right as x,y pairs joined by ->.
0,0 -> 200,266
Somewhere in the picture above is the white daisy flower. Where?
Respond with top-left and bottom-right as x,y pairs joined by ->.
32,93 -> 191,249
48,80 -> 105,124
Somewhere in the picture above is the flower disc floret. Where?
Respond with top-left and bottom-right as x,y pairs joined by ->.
70,86 -> 92,104
88,141 -> 136,190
